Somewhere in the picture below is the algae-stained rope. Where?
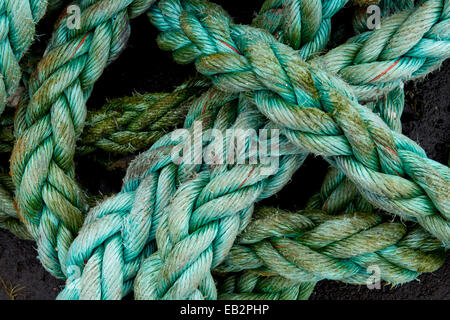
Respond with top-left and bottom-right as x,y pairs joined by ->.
129,0 -> 449,299
0,79 -> 207,240
0,0 -> 48,115
352,0 -> 416,33
0,79 -> 207,155
60,0 -> 449,300
134,207 -> 445,299
147,0 -> 450,243
253,0 -> 348,58
218,272 -> 317,300
307,84 -> 405,214
10,0 -> 160,279
206,208 -> 445,299
57,89 -> 306,300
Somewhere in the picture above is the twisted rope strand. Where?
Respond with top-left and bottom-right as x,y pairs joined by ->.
147,0 -> 450,243
206,207 -> 445,298
10,0 -> 160,278
0,0 -> 48,115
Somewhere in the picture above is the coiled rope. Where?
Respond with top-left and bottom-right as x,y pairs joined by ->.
0,0 -> 447,300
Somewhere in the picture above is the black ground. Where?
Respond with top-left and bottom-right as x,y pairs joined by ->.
0,1 -> 449,300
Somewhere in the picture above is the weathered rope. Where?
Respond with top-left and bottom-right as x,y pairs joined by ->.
217,272 -> 317,300
135,207 -> 445,299
307,84 -> 405,214
253,0 -> 348,58
9,0 -> 345,281
114,0 -> 450,299
0,77 -> 207,155
4,0 -> 447,301
147,0 -> 450,243
53,0 -> 370,297
0,0 -> 48,115
57,86 -> 306,299
210,207 -> 445,299
10,0 -> 160,278
54,0 -> 449,299
352,0 -> 415,33
0,78 -> 207,239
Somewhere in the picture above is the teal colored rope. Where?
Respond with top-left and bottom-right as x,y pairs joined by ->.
147,0 -> 450,243
211,208 -> 445,292
57,88 -> 307,299
12,0 -> 341,286
254,0 -> 348,58
54,0 -> 350,297
10,0 -> 160,279
306,84 -> 405,214
56,0 -> 450,300
0,0 -> 48,115
352,0 -> 416,34
134,208 -> 445,299
121,0 -> 450,299
4,0 -> 442,300
217,272 -> 317,300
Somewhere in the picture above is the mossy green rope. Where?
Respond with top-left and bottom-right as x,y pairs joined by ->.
55,0 -> 449,300
2,0 -> 448,301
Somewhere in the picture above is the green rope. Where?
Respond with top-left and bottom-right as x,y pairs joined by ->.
8,0 -> 344,280
54,0 -> 449,300
10,0 -> 160,278
208,207 -> 444,299
54,0 -> 352,298
306,85 -> 405,214
2,0 -> 447,301
147,0 -> 450,243
0,0 -> 48,115
0,78 -> 207,239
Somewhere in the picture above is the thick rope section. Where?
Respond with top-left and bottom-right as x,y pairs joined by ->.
2,0 -> 447,301
135,206 -> 444,300
213,207 -> 445,299
8,0 -> 344,280
10,0 -> 159,279
0,78 -> 207,240
306,84 -> 405,214
0,0 -> 48,115
57,87 -> 307,299
54,0 -> 450,300
253,0 -> 348,58
114,0 -> 450,299
148,0 -> 450,243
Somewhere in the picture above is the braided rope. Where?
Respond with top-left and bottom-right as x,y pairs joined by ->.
58,0 -> 449,300
112,0 -> 450,299
209,207 -> 445,299
10,0 -> 160,278
217,272 -> 317,300
0,0 -> 48,114
0,78 -> 207,239
134,207 -> 445,299
306,84 -> 405,214
4,0 -> 447,300
352,0 -> 416,34
253,0 -> 348,58
0,77 -> 207,155
147,0 -> 450,243
54,0 -> 356,299
57,87 -> 308,299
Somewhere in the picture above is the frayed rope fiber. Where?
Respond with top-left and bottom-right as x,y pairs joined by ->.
0,0 -> 448,300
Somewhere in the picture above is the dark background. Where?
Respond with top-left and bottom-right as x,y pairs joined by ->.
0,1 -> 448,300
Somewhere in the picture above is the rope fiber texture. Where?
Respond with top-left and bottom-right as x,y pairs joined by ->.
1,0 -> 448,301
